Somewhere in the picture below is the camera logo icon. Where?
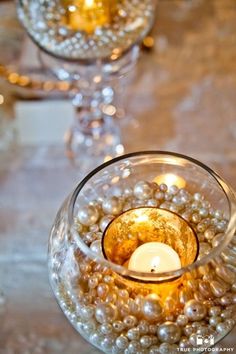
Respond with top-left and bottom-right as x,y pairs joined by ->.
196,334 -> 214,346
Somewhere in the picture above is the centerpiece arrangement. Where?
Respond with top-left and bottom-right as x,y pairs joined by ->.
49,151 -> 236,353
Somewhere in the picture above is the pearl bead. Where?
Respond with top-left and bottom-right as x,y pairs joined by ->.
210,280 -> 226,297
77,205 -> 99,226
90,332 -> 102,345
216,322 -> 229,334
100,323 -> 113,334
118,289 -> 129,299
137,320 -> 149,335
159,343 -> 178,354
123,187 -> 133,197
209,316 -> 222,327
120,304 -> 130,317
142,296 -> 162,322
116,335 -> 129,349
157,322 -> 181,344
209,306 -> 221,317
155,191 -> 165,200
147,199 -> 158,207
183,324 -> 194,336
177,315 -> 188,326
90,240 -> 103,255
134,181 -> 153,200
97,283 -> 109,299
102,196 -> 123,215
149,345 -> 160,354
140,335 -> 153,348
124,315 -> 138,328
113,320 -> 125,332
215,265 -> 236,285
128,340 -> 141,353
220,294 -> 233,306
80,305 -> 95,319
99,215 -> 114,232
127,328 -> 140,340
184,300 -> 207,321
169,185 -> 179,195
179,338 -> 191,349
95,303 -> 118,324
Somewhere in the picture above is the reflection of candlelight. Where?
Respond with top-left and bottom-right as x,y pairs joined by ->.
62,0 -> 117,33
153,173 -> 186,189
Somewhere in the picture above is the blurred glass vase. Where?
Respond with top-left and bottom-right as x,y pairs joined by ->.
17,0 -> 156,161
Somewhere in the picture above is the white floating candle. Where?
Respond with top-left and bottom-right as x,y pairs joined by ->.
128,242 -> 181,276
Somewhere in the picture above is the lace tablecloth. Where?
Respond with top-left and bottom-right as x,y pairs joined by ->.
0,0 -> 236,353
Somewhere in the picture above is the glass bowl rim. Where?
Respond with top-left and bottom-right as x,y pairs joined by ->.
68,151 -> 236,281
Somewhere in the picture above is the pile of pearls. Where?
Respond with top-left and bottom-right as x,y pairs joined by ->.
18,0 -> 154,61
50,180 -> 236,354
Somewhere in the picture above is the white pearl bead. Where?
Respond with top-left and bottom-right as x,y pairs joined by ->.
100,323 -> 113,334
95,303 -> 118,324
99,215 -> 114,232
113,320 -> 125,332
127,328 -> 140,340
176,315 -> 188,326
142,296 -> 162,322
209,306 -> 221,317
157,322 -> 181,344
159,342 -> 178,354
184,300 -> 207,321
90,240 -> 103,255
123,315 -> 138,328
128,340 -> 141,353
77,205 -> 99,226
102,197 -> 123,215
116,335 -> 129,349
140,335 -> 153,348
209,316 -> 222,327
134,181 -> 153,200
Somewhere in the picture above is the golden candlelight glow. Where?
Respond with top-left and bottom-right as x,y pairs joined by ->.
102,207 -> 199,274
153,173 -> 186,189
62,0 -> 117,33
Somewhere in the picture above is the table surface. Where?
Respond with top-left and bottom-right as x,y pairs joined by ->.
0,0 -> 236,353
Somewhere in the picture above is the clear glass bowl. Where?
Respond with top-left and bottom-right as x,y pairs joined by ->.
48,151 -> 236,353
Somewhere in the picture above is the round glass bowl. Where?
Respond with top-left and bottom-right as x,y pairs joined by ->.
48,151 -> 236,353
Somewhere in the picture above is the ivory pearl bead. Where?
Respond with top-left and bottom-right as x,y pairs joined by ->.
127,328 -> 140,340
90,240 -> 102,255
102,197 -> 123,215
124,315 -> 138,328
97,283 -> 109,299
177,315 -> 188,326
142,296 -> 162,322
209,316 -> 222,327
100,323 -> 113,334
77,205 -> 99,226
113,321 -> 125,332
134,181 -> 153,200
95,303 -> 118,324
184,300 -> 207,321
159,343 -> 178,354
140,335 -> 153,348
157,322 -> 181,344
128,341 -> 141,353
149,345 -> 160,354
210,281 -> 226,297
209,306 -> 221,317
116,335 -> 129,349
99,215 -> 114,232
